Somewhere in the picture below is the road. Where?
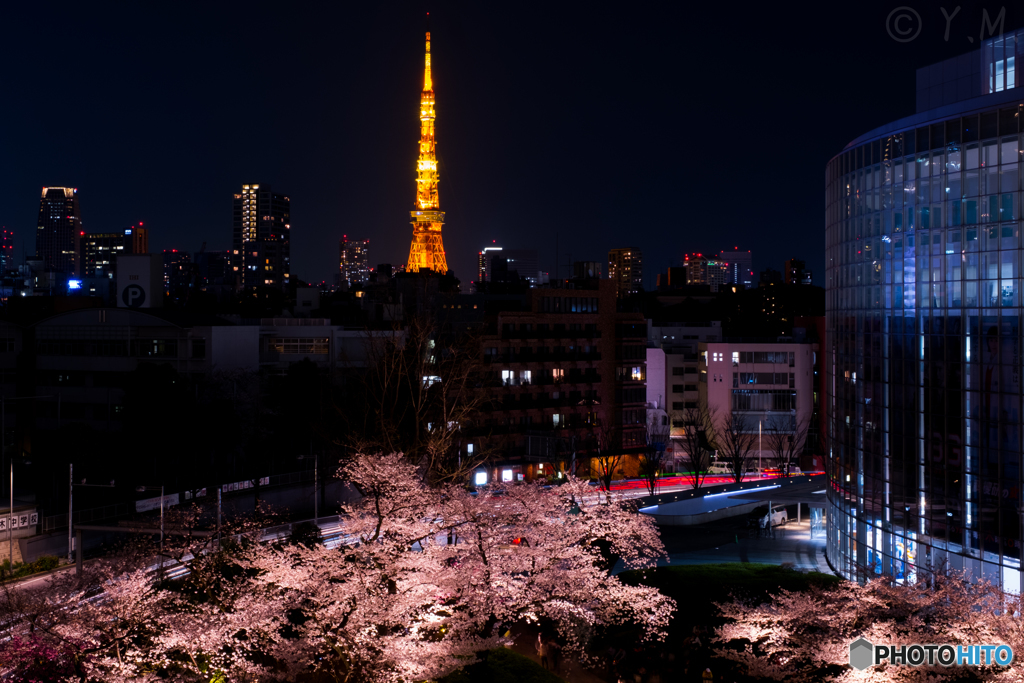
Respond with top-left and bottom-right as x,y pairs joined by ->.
611,518 -> 830,574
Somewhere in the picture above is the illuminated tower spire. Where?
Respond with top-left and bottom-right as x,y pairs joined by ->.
407,25 -> 448,274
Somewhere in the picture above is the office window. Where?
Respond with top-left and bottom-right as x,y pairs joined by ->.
269,338 -> 329,355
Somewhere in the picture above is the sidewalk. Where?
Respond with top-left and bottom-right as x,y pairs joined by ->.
506,624 -> 608,683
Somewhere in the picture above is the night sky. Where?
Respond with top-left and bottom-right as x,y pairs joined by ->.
1,1 -> 1019,288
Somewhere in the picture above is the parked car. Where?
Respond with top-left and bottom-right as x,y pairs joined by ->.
760,505 -> 788,528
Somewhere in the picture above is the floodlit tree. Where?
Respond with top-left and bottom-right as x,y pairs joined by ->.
714,411 -> 758,483
436,475 -> 674,653
0,561 -> 160,681
0,453 -> 674,682
714,571 -> 1024,682
762,413 -> 811,477
241,453 -> 674,680
639,412 -> 671,496
672,404 -> 717,489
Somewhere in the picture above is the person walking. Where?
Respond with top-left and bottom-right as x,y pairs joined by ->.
537,634 -> 550,670
549,639 -> 562,674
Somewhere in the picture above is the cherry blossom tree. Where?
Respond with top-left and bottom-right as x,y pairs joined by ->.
434,473 -> 673,652
0,452 -> 674,682
0,560 -> 160,681
239,453 -> 673,681
713,570 -> 1024,682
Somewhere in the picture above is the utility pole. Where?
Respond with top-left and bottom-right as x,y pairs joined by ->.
216,488 -> 221,551
68,463 -> 72,564
69,471 -> 115,574
136,485 -> 165,582
9,460 -> 12,568
759,420 -> 762,477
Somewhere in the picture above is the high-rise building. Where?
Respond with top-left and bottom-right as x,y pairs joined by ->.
195,250 -> 233,288
232,184 -> 291,290
785,258 -> 812,285
0,229 -> 13,275
502,249 -> 540,284
573,261 -> 602,279
406,31 -> 448,274
163,250 -> 192,293
478,245 -> 502,282
80,233 -> 128,279
608,248 -> 643,298
683,254 -> 728,292
759,267 -> 783,286
827,30 -> 1024,589
35,187 -> 81,275
339,236 -> 370,287
78,223 -> 147,280
719,247 -> 753,286
477,246 -> 540,284
127,222 -> 148,255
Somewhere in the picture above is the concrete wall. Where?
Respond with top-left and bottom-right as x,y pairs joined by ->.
209,326 -> 260,372
646,347 -> 665,408
646,500 -> 763,526
700,342 -> 815,465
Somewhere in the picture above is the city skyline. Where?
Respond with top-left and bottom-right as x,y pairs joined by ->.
1,2 -> 1000,289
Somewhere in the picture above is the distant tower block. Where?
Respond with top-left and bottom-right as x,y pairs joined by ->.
406,29 -> 448,274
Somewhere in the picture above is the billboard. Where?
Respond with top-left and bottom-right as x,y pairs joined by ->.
116,254 -> 163,308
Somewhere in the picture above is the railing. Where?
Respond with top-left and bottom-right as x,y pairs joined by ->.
43,468 -> 324,533
44,502 -> 132,533
497,375 -> 601,388
499,330 -> 602,340
485,352 -> 601,364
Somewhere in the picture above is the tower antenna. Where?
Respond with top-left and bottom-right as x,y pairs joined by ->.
406,20 -> 447,273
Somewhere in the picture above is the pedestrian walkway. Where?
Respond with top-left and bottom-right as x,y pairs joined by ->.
613,520 -> 831,575
506,624 -> 607,683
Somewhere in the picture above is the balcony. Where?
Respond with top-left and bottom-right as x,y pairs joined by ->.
484,351 -> 602,364
500,329 -> 602,341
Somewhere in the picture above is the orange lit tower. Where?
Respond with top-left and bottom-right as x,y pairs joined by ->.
406,29 -> 448,274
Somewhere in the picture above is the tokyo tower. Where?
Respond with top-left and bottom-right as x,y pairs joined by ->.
406,28 -> 448,274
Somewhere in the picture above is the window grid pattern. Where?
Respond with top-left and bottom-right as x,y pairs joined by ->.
826,107 -> 1024,589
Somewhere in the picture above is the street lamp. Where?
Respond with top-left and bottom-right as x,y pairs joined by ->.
136,485 -> 165,582
298,452 -> 318,522
6,456 -> 30,570
0,394 -> 53,567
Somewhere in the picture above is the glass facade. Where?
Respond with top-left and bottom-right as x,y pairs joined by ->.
826,100 -> 1024,592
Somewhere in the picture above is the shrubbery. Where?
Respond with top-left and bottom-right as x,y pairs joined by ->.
0,554 -> 61,581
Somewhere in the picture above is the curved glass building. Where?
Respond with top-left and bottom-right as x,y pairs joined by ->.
826,32 -> 1024,589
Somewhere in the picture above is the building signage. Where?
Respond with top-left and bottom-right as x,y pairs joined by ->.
135,493 -> 180,513
0,511 -> 38,531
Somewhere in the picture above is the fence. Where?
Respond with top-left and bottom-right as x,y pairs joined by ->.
42,467 -> 326,533
43,502 -> 132,533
